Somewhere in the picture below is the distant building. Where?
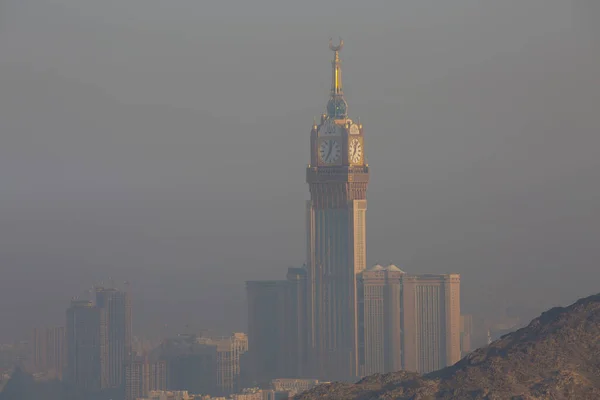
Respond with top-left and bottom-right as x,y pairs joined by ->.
66,300 -> 106,392
32,326 -> 66,380
125,354 -> 167,400
231,388 -> 263,400
282,267 -> 308,378
359,264 -> 405,376
95,287 -> 132,390
402,274 -> 461,373
158,332 -> 247,396
357,269 -> 461,375
460,314 -> 474,357
159,335 -> 218,395
140,390 -> 196,400
246,269 -> 308,385
197,332 -> 248,394
305,39 -> 369,382
271,378 -> 319,395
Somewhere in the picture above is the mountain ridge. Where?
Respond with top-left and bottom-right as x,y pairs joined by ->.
296,293 -> 600,400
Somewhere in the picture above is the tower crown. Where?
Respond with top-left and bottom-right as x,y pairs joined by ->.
327,38 -> 348,119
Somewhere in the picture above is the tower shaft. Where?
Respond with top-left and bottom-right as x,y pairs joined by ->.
305,41 -> 369,381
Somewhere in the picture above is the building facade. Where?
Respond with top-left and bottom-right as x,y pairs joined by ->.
305,39 -> 369,381
159,335 -> 218,395
95,287 -> 132,389
32,326 -> 66,380
125,355 -> 167,400
245,267 -> 309,384
245,280 -> 288,384
402,274 -> 461,373
359,264 -> 405,376
197,333 -> 248,395
66,300 -> 106,392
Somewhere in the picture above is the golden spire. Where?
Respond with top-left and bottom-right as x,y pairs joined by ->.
326,38 -> 348,118
329,38 -> 344,95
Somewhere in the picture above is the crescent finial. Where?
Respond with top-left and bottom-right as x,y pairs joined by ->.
329,37 -> 344,52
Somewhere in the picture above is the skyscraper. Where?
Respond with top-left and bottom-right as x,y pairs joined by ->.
202,333 -> 248,395
305,39 -> 369,380
283,267 -> 308,378
32,326 -> 66,379
245,280 -> 288,384
402,274 -> 461,373
125,355 -> 167,400
359,264 -> 405,376
66,300 -> 106,392
245,267 -> 309,385
158,334 -> 218,395
95,287 -> 132,389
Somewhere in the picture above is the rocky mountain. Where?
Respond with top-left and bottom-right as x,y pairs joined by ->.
296,293 -> 600,400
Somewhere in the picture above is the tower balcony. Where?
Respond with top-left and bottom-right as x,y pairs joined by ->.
306,165 -> 370,184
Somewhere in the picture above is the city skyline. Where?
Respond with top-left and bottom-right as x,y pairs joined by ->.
1,0 -> 599,354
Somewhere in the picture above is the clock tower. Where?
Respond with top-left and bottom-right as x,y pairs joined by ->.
305,39 -> 369,381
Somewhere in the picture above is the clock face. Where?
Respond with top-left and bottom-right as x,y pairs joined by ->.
349,124 -> 360,135
319,120 -> 339,136
319,139 -> 341,164
348,138 -> 363,164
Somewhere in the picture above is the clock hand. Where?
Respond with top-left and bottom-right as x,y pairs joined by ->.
326,141 -> 333,161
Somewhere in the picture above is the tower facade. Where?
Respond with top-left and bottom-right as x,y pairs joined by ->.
96,287 -> 132,389
66,300 -> 106,392
305,39 -> 369,380
401,274 -> 461,373
359,264 -> 405,376
32,326 -> 66,379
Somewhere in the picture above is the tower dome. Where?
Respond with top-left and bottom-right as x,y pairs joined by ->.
327,97 -> 348,119
385,264 -> 406,273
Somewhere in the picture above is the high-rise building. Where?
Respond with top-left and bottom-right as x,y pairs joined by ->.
402,274 -> 461,373
359,264 -> 405,376
271,378 -> 320,395
282,267 -> 308,378
158,335 -> 218,395
125,355 -> 167,400
460,314 -> 474,357
32,326 -> 66,379
197,333 -> 248,395
245,280 -> 288,384
95,287 -> 132,389
66,300 -> 106,392
246,268 -> 309,384
305,39 -> 369,380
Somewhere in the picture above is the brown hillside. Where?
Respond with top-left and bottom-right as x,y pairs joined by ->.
296,293 -> 600,400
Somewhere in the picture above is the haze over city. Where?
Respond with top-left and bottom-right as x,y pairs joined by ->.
1,0 -> 599,348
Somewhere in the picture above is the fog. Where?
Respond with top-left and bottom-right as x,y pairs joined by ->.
0,0 -> 599,341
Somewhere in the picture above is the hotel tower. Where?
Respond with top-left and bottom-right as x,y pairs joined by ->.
305,39 -> 369,381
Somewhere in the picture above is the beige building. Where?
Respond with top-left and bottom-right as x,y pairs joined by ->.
197,333 -> 248,394
359,269 -> 461,375
402,274 -> 461,373
271,378 -> 319,395
140,390 -> 196,400
305,39 -> 369,381
359,264 -> 405,376
125,355 -> 167,400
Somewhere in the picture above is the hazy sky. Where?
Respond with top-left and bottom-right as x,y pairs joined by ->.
1,0 -> 599,341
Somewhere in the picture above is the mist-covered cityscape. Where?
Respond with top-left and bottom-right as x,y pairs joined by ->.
1,1 -> 599,400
